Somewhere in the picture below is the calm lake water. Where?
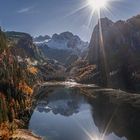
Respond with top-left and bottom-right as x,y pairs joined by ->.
29,84 -> 140,140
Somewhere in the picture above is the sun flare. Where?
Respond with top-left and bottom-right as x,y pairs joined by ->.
88,0 -> 109,11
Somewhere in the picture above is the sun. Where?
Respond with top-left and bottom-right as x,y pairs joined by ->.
88,0 -> 109,11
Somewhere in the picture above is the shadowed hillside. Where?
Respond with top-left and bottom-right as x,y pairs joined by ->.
69,15 -> 140,92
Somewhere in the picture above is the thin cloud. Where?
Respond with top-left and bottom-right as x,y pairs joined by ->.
18,6 -> 33,13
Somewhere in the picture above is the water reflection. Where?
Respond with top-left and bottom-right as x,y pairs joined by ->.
36,88 -> 82,116
88,90 -> 140,140
29,85 -> 140,140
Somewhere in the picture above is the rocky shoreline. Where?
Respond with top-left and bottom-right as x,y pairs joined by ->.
11,129 -> 42,140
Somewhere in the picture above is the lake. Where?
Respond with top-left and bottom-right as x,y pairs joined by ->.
29,82 -> 140,140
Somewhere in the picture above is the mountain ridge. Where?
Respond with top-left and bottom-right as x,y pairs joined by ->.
87,14 -> 140,91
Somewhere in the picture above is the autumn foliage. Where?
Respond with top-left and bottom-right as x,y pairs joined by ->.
18,81 -> 33,95
0,29 -> 35,138
27,66 -> 38,75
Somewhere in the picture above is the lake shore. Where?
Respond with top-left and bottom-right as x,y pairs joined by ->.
5,81 -> 140,139
11,129 -> 42,140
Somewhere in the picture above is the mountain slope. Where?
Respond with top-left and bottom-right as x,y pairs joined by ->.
6,31 -> 45,62
87,15 -> 140,92
0,29 -> 38,139
6,31 -> 66,79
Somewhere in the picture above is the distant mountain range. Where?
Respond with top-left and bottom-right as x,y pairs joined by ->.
34,32 -> 89,65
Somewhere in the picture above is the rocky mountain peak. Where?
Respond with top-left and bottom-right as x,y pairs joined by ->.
99,17 -> 114,27
52,32 -> 78,42
92,17 -> 114,37
6,31 -> 32,41
35,31 -> 88,51
6,31 -> 44,61
34,35 -> 51,42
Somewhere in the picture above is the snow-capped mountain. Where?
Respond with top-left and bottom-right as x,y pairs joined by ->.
34,32 -> 88,53
34,32 -> 89,65
34,35 -> 51,43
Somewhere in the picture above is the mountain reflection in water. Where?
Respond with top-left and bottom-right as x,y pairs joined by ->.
29,85 -> 140,140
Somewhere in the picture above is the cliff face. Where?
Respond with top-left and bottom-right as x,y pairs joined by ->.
6,31 -> 44,61
0,29 -> 34,139
87,15 -> 140,92
0,29 -> 65,139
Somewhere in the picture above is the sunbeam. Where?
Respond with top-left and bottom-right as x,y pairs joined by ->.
97,10 -> 109,86
65,0 -> 121,27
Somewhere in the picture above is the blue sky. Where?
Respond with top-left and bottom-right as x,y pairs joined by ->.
0,0 -> 140,41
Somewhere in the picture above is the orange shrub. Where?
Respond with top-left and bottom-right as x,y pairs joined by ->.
18,81 -> 33,95
27,66 -> 38,75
